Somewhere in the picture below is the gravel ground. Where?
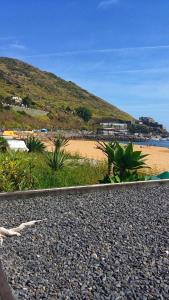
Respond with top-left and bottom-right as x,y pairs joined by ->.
0,184 -> 169,299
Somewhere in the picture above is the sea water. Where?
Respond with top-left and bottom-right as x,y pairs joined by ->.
126,140 -> 169,148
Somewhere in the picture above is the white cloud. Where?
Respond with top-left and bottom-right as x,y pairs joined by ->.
98,0 -> 119,9
100,67 -> 169,75
0,38 -> 26,52
9,42 -> 26,50
22,44 -> 169,59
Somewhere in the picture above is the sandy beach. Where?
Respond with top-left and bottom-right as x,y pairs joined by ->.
63,140 -> 169,173
39,138 -> 169,173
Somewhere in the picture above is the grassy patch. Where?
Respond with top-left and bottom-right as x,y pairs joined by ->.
0,151 -> 107,192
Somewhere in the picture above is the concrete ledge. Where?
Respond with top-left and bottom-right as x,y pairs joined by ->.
0,179 -> 169,201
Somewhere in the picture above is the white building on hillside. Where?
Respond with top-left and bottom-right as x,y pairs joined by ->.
98,121 -> 128,136
12,96 -> 22,104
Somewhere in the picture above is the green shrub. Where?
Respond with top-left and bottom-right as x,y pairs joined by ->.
97,141 -> 149,183
36,160 -> 107,188
0,153 -> 36,192
47,150 -> 68,171
17,110 -> 27,116
0,101 -> 3,111
0,136 -> 8,152
22,96 -> 33,107
75,106 -> 92,122
99,171 -> 145,184
3,105 -> 11,110
47,135 -> 69,171
26,136 -> 45,152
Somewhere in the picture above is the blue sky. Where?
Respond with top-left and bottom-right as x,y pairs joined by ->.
1,0 -> 169,129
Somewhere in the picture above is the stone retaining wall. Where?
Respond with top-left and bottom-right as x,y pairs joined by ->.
1,180 -> 169,299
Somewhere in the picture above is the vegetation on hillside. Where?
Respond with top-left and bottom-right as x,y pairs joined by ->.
75,106 -> 92,122
0,57 -> 133,129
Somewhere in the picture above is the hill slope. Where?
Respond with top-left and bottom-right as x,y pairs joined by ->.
0,57 -> 133,129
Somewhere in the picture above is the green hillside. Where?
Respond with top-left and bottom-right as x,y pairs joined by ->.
0,57 -> 133,129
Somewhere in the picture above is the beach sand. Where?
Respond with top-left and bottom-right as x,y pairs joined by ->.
64,140 -> 169,173
43,138 -> 169,173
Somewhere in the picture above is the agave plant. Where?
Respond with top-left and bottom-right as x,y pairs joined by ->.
114,142 -> 149,178
47,150 -> 68,171
47,135 -> 69,171
96,141 -> 116,176
97,141 -> 149,182
0,136 -> 8,153
26,136 -> 45,153
53,135 -> 69,152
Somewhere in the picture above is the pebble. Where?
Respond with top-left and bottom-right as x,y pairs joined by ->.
0,184 -> 169,299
